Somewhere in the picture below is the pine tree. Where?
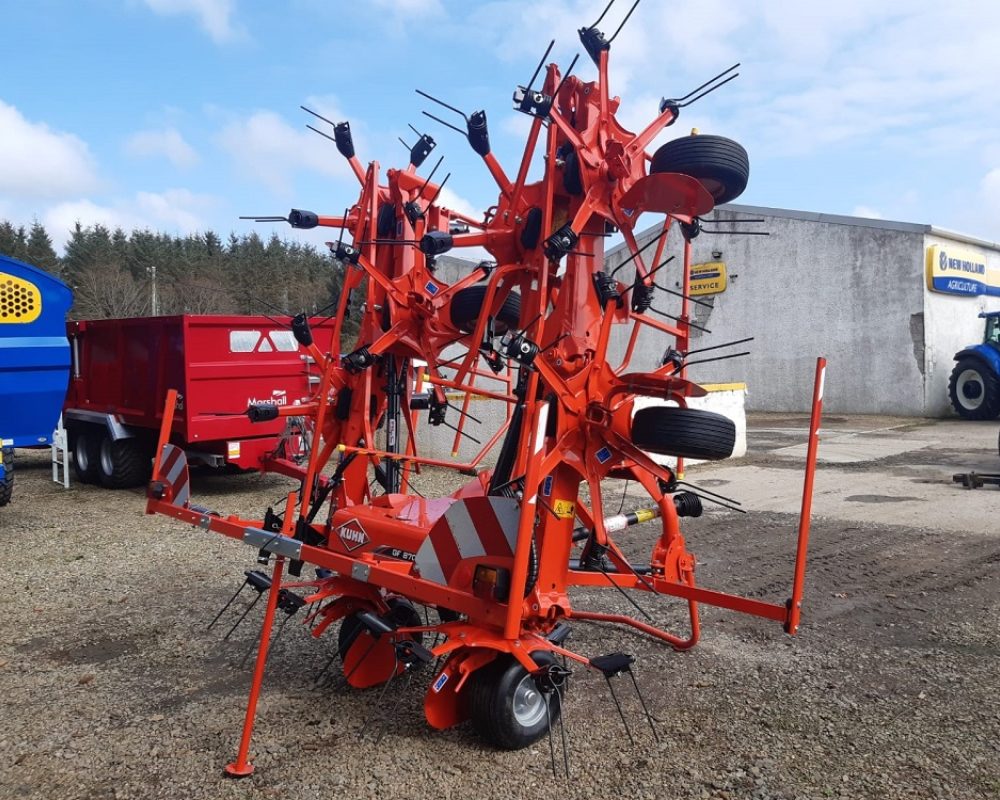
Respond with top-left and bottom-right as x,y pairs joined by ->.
0,222 -> 28,262
25,220 -> 59,275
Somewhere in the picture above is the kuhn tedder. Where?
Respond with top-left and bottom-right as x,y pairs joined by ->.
147,0 -> 825,776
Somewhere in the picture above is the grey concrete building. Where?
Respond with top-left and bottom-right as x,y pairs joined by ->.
428,205 -> 1000,443
605,205 -> 1000,416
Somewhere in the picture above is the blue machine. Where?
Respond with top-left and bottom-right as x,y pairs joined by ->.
0,254 -> 73,505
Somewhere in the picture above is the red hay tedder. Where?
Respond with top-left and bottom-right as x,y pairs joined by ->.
146,0 -> 825,776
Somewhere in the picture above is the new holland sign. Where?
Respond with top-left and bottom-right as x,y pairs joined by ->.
926,245 -> 999,296
689,261 -> 727,296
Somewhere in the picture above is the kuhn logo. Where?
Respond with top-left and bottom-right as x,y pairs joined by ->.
246,389 -> 288,407
337,519 -> 370,551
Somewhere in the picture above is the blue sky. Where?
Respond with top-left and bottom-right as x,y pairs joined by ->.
3,0 -> 999,252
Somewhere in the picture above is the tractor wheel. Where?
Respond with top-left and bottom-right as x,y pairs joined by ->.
650,134 -> 750,205
72,429 -> 102,484
631,406 -> 736,461
450,286 -> 522,335
948,359 -> 1000,420
98,436 -> 151,489
0,448 -> 14,507
469,651 -> 560,750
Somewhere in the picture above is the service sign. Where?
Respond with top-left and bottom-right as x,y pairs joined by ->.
926,245 -> 999,296
689,261 -> 727,296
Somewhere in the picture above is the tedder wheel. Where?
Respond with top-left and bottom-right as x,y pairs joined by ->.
650,134 -> 750,206
0,447 -> 14,507
948,358 -> 1000,420
450,286 -> 522,335
97,436 -> 151,489
470,651 -> 560,750
73,429 -> 102,484
631,406 -> 736,461
338,597 -> 424,661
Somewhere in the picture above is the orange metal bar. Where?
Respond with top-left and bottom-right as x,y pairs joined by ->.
224,556 -> 286,778
335,442 -> 473,472
786,356 -> 826,634
153,388 -> 178,474
423,375 -> 515,403
482,151 -> 513,198
676,236 -> 693,478
570,610 -> 697,650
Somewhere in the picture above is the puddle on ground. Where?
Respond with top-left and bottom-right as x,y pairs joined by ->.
845,494 -> 923,504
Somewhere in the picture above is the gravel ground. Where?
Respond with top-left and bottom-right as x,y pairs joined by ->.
1,443 -> 998,800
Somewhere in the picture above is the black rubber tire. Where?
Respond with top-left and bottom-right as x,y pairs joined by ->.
450,286 -> 522,334
948,358 -> 1000,420
0,447 -> 13,507
650,134 -> 750,205
337,597 -> 423,660
470,651 -> 560,750
631,406 -> 736,460
97,436 -> 151,489
72,429 -> 102,484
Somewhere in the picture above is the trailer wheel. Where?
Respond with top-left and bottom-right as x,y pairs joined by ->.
450,286 -> 522,335
650,134 -> 750,205
0,448 -> 14,507
470,652 -> 560,750
98,436 -> 151,489
72,430 -> 101,484
948,358 -> 1000,420
631,406 -> 736,461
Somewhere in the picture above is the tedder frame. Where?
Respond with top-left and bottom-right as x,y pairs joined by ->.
146,0 -> 826,776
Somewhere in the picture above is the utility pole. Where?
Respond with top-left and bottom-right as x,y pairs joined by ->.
150,262 -> 159,315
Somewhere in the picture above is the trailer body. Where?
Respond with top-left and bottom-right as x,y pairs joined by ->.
0,255 -> 73,504
65,314 -> 334,485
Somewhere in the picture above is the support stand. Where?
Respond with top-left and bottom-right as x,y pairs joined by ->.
224,557 -> 286,778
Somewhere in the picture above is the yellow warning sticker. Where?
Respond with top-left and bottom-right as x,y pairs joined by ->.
634,508 -> 656,523
553,499 -> 576,519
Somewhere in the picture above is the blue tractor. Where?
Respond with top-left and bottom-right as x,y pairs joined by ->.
949,311 -> 1000,420
0,254 -> 73,506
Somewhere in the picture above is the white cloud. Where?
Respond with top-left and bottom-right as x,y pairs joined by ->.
141,0 -> 243,43
216,107 -> 356,197
435,186 -> 481,221
44,200 -> 137,240
0,99 -> 100,199
125,127 -> 199,168
851,205 -> 883,220
136,188 -> 216,230
43,189 -> 219,251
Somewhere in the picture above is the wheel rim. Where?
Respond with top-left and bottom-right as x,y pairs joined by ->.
511,673 -> 547,728
100,438 -> 114,475
957,369 -> 985,409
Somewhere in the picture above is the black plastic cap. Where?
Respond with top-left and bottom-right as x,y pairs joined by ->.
288,209 -> 319,229
334,121 -> 355,159
291,313 -> 313,347
247,403 -> 280,423
579,26 -> 610,66
467,110 -> 490,156
419,230 -> 454,256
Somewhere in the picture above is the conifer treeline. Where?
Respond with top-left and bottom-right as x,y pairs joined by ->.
0,220 -> 358,337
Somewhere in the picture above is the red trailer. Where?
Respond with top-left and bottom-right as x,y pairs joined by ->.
64,315 -> 334,488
